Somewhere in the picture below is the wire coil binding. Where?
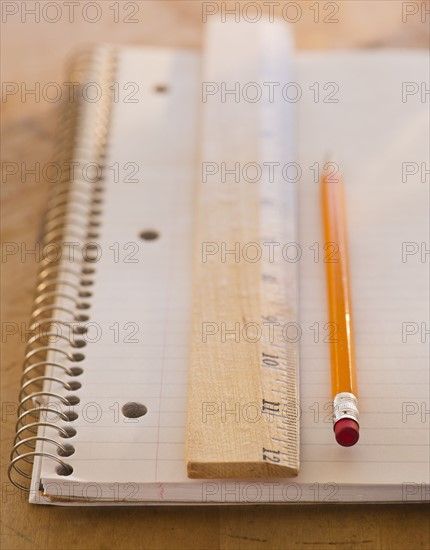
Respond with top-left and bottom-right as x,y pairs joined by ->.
9,46 -> 117,492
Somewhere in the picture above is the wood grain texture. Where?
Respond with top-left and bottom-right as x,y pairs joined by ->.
1,1 -> 429,549
186,20 -> 299,479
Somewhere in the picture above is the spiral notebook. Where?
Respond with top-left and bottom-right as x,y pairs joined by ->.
9,21 -> 429,505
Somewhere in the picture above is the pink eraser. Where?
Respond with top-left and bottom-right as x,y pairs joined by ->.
334,418 -> 359,447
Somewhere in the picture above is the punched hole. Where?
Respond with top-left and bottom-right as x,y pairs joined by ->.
78,290 -> 92,298
67,381 -> 82,391
89,221 -> 100,227
73,325 -> 88,335
122,402 -> 148,419
57,444 -> 75,457
64,411 -> 78,422
80,280 -> 93,287
154,84 -> 169,93
86,233 -> 99,240
90,209 -> 102,216
65,395 -> 80,406
83,256 -> 98,264
56,464 -> 73,476
71,352 -> 85,362
75,314 -> 89,322
139,230 -> 159,241
72,340 -> 86,348
81,267 -> 95,275
76,302 -> 91,310
69,366 -> 83,376
59,426 -> 77,438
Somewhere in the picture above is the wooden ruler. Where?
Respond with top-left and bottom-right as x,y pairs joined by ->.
186,21 -> 299,478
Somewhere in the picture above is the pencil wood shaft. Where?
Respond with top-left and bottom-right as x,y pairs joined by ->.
321,171 -> 357,399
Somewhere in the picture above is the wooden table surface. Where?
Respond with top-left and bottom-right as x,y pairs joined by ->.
1,2 -> 429,549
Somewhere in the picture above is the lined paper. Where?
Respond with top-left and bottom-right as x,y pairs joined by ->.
34,44 -> 429,504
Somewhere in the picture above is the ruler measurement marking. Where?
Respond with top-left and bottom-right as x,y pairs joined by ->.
187,21 -> 299,478
259,21 -> 299,473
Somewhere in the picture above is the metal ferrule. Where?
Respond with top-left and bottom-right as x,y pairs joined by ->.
333,392 -> 359,425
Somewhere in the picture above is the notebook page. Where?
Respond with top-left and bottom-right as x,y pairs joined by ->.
35,50 -> 429,503
296,51 -> 429,486
34,47 -> 200,498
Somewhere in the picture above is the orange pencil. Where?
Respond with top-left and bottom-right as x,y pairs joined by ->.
321,166 -> 359,447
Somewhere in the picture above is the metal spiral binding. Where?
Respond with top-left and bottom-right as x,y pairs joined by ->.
9,46 -> 117,492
